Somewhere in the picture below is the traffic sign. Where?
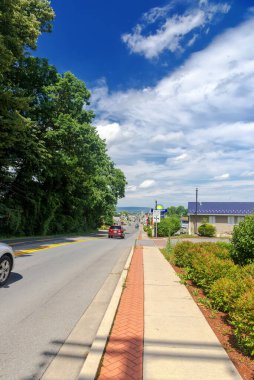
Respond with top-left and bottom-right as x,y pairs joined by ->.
153,210 -> 161,223
151,208 -> 167,213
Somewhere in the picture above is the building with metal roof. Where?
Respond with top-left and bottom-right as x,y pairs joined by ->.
188,202 -> 254,236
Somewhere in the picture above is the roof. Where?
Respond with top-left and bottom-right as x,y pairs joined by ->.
188,202 -> 254,215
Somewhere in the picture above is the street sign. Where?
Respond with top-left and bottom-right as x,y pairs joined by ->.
151,208 -> 167,213
153,210 -> 161,223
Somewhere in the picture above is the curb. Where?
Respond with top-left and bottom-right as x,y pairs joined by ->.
77,246 -> 134,380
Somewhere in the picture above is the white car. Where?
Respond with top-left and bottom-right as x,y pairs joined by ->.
0,243 -> 15,286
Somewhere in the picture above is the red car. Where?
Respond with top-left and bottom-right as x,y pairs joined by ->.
108,225 -> 125,239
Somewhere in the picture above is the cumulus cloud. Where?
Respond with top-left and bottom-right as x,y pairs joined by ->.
139,180 -> 156,188
96,122 -> 121,143
121,0 -> 230,59
92,14 -> 254,206
213,173 -> 230,180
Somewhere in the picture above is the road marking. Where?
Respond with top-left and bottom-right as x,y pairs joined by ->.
9,238 -> 57,246
14,238 -> 102,256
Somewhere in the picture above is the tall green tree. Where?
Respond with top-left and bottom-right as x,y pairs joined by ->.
0,0 -> 54,161
0,2 -> 126,236
0,0 -> 54,76
1,58 -> 126,235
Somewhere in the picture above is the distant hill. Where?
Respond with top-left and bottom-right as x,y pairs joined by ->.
116,206 -> 151,214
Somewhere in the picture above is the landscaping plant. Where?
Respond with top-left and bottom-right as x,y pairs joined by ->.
231,214 -> 254,265
198,223 -> 216,237
157,215 -> 181,237
170,240 -> 254,356
230,289 -> 254,356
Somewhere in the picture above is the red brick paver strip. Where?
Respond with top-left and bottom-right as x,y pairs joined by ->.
97,247 -> 144,380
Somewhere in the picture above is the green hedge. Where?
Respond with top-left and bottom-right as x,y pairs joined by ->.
209,276 -> 254,313
198,223 -> 216,237
189,253 -> 235,292
157,215 -> 181,237
230,289 -> 254,356
143,225 -> 153,237
231,214 -> 254,265
174,241 -> 230,268
171,240 -> 254,356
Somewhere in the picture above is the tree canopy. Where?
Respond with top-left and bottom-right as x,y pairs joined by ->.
167,206 -> 188,217
0,2 -> 126,236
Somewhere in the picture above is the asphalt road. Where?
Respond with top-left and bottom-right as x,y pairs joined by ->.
0,226 -> 138,380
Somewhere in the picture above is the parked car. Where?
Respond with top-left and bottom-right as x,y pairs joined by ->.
0,243 -> 15,286
108,225 -> 125,239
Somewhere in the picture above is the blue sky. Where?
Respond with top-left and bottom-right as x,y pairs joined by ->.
36,0 -> 254,207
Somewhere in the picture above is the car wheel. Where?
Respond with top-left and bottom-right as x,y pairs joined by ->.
0,255 -> 12,287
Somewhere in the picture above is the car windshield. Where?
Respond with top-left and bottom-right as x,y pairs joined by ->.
110,226 -> 121,230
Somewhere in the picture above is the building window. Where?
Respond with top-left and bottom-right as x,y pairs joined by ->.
209,216 -> 215,224
228,216 -> 245,225
236,216 -> 244,224
228,216 -> 235,225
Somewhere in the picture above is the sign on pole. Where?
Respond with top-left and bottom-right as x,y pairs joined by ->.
153,210 -> 161,224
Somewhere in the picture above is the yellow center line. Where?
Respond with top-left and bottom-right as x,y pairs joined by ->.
14,237 -> 103,257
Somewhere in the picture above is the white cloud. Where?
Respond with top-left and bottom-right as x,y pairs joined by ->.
126,185 -> 137,192
173,153 -> 188,162
213,173 -> 230,180
151,132 -> 184,142
139,179 -> 156,188
241,171 -> 254,177
96,122 -> 121,143
122,1 -> 230,59
92,14 -> 254,206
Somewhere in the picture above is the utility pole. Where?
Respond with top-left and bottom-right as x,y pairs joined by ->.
154,200 -> 157,238
195,188 -> 198,234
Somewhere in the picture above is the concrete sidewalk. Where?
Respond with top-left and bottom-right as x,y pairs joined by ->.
79,232 -> 242,379
143,244 -> 242,380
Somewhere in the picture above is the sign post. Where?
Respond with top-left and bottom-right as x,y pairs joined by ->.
153,210 -> 161,238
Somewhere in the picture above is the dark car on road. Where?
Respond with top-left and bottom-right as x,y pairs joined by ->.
108,225 -> 125,239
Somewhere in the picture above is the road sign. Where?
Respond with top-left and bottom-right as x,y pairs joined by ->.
151,208 -> 167,213
153,210 -> 161,223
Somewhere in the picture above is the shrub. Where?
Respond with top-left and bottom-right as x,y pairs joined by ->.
168,215 -> 181,236
231,214 -> 254,265
242,262 -> 254,278
147,226 -> 153,237
230,289 -> 254,356
157,215 -> 181,237
157,218 -> 170,237
189,253 -> 235,292
213,245 -> 231,260
209,277 -> 244,312
198,223 -> 216,237
161,239 -> 175,263
165,238 -> 172,254
143,225 -> 153,236
173,241 -> 197,267
173,241 -> 230,268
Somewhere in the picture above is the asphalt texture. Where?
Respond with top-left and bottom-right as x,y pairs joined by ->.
0,227 -> 137,380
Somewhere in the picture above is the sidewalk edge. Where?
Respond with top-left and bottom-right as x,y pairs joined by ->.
77,246 -> 134,380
